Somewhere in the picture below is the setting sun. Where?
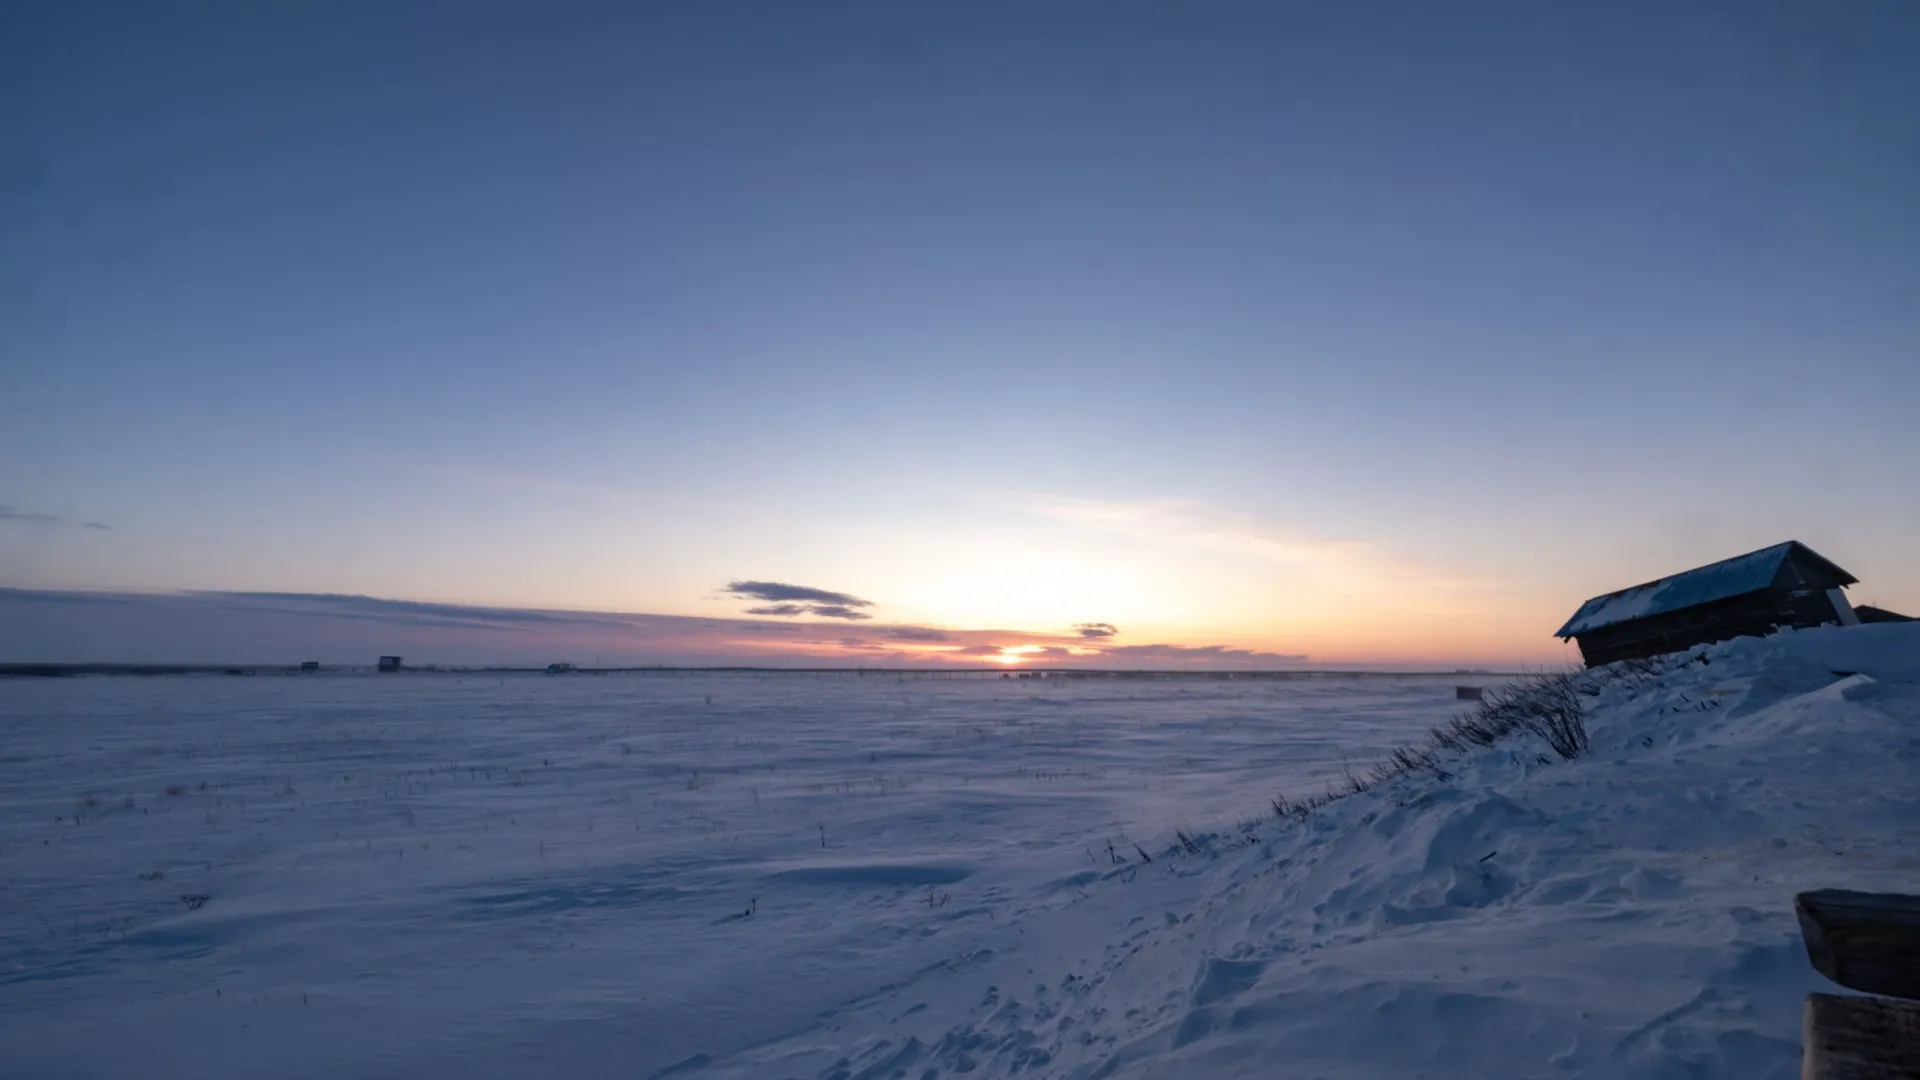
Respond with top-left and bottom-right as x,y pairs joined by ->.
988,645 -> 1045,664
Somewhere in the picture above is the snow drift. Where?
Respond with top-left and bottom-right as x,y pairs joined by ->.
719,623 -> 1920,1079
2,623 -> 1915,1080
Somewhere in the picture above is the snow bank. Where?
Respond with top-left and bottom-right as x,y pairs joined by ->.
2,623 -> 1915,1079
721,623 -> 1920,1079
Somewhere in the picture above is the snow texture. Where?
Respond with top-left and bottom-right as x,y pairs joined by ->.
3,622 -> 1918,1079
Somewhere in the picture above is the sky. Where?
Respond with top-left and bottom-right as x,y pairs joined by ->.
2,1 -> 1917,668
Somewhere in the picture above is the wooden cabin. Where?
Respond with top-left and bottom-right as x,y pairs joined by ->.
1555,541 -> 1858,667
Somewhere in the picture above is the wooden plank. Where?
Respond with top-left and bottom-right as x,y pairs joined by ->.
1797,891 -> 1920,1000
1803,993 -> 1920,1080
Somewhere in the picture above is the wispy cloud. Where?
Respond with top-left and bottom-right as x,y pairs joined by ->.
1036,496 -> 1373,567
745,602 -> 871,620
806,605 -> 872,621
724,581 -> 873,608
880,626 -> 954,643
729,621 -> 810,635
1073,622 -> 1119,639
0,587 -> 136,606
1100,643 -> 1308,664
0,505 -> 109,530
1032,494 -> 1495,606
0,589 -> 1320,669
725,581 -> 876,620
201,592 -> 645,632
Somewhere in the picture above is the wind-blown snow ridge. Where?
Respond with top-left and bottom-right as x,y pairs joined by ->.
721,623 -> 1920,1079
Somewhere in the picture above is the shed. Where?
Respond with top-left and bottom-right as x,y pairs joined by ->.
1555,541 -> 1858,667
376,655 -> 403,673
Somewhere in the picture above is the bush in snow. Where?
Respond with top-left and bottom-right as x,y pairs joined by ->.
1426,673 -> 1589,762
1272,672 -> 1592,825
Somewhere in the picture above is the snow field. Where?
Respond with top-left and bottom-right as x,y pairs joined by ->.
731,625 -> 1920,1079
0,672 -> 1461,1078
3,623 -> 1915,1078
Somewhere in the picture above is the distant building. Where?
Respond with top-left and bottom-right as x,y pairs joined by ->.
546,662 -> 574,674
377,655 -> 403,673
1854,605 -> 1915,624
300,661 -> 320,672
1555,541 -> 1859,667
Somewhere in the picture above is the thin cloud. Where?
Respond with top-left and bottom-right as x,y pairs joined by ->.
806,605 -> 872,621
1035,494 -> 1492,598
208,592 -> 642,631
0,506 -> 59,524
1073,622 -> 1119,639
0,589 -> 1323,668
746,604 -> 807,617
1099,643 -> 1308,664
729,621 -> 809,634
880,626 -> 953,643
1037,496 -> 1373,566
724,581 -> 873,608
0,587 -> 136,606
0,505 -> 107,529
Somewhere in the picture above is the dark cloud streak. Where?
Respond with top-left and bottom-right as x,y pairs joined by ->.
880,626 -> 953,642
806,605 -> 871,621
1098,643 -> 1307,664
724,581 -> 872,608
0,505 -> 107,529
209,592 -> 640,631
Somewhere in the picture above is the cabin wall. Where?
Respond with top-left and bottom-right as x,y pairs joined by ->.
1573,587 -> 1846,667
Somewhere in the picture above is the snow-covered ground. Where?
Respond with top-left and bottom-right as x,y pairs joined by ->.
3,624 -> 1916,1079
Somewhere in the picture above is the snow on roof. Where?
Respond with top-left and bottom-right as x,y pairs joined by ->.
1555,542 -> 1803,639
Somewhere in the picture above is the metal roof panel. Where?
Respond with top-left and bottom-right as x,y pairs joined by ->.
1554,542 -> 1798,638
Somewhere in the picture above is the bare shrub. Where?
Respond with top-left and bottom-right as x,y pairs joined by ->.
1265,671 -> 1592,832
1471,674 -> 1589,761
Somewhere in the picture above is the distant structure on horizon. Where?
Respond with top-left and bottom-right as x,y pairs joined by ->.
377,655 -> 403,673
1854,604 -> 1915,624
1555,541 -> 1859,667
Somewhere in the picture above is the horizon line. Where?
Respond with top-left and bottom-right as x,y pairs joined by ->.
0,661 -> 1536,679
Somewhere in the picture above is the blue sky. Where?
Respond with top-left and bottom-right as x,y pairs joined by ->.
3,2 -> 1916,665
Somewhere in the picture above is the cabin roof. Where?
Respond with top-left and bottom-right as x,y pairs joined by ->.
1555,541 -> 1856,639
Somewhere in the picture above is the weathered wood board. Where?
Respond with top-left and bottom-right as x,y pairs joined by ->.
1796,890 -> 1920,1000
1802,993 -> 1920,1080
